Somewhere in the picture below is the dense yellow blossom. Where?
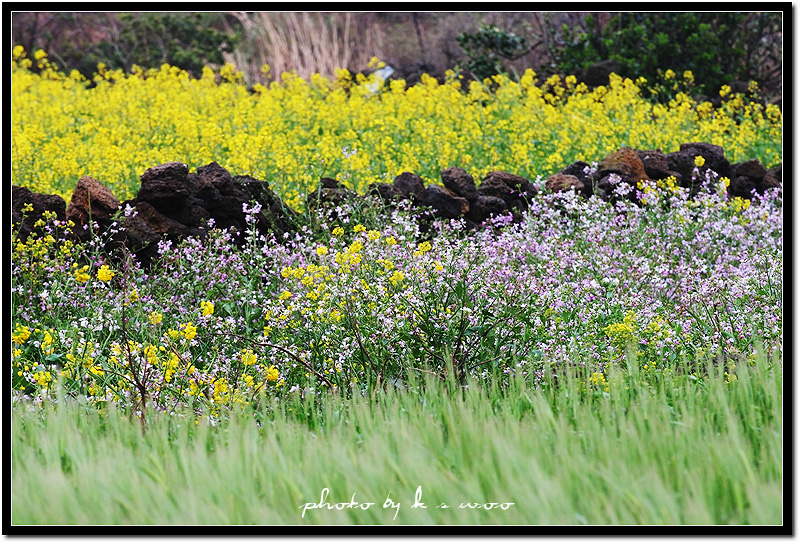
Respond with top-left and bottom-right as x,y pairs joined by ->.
97,265 -> 115,282
389,270 -> 405,286
73,265 -> 90,283
182,322 -> 197,341
12,47 -> 781,208
265,366 -> 280,381
200,300 -> 215,316
605,311 -> 638,350
12,324 -> 31,345
240,349 -> 257,366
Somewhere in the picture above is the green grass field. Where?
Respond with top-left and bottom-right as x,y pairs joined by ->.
11,352 -> 782,526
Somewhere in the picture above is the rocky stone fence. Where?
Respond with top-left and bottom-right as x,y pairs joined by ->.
12,142 -> 781,267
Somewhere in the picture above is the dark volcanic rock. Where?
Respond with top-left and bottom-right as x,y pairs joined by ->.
66,176 -> 121,241
12,186 -> 67,242
728,176 -> 760,200
423,185 -> 470,219
636,149 -> 672,180
466,195 -> 508,223
665,143 -> 732,195
307,177 -> 359,211
558,161 -> 595,197
137,162 -> 192,213
761,174 -> 782,193
14,142 -> 780,266
115,212 -> 162,266
596,173 -> 638,203
678,142 -> 732,179
368,182 -> 403,203
733,159 -> 767,180
560,161 -> 592,183
236,174 -> 298,235
393,172 -> 427,203
578,59 -> 619,88
168,196 -> 211,228
767,163 -> 782,185
598,147 -> 650,183
122,163 -> 298,263
441,167 -> 478,201
129,200 -> 193,240
545,173 -> 584,194
477,171 -> 537,211
665,150 -> 699,190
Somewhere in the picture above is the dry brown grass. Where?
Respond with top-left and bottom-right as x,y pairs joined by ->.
223,12 -> 383,84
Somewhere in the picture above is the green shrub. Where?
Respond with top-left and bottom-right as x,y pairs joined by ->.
456,24 -> 530,81
552,12 -> 782,98
51,12 -> 239,78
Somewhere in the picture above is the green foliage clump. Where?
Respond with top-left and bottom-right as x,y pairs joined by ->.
553,12 -> 782,98
456,23 -> 530,81
57,12 -> 239,78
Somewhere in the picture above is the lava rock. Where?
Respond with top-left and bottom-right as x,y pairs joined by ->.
137,162 -> 192,213
441,167 -> 478,201
66,176 -> 121,241
733,159 -> 767,180
423,185 -> 470,219
635,149 -> 672,180
12,186 -> 67,242
545,173 -> 584,194
477,171 -> 537,211
466,195 -> 508,223
598,147 -> 650,183
393,172 -> 427,203
767,163 -> 782,185
368,182 -> 403,203
678,142 -> 732,179
307,177 -> 359,210
578,59 -> 619,88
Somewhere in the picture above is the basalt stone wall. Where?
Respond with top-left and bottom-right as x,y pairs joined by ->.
12,144 -> 781,266
13,162 -> 299,267
547,143 -> 781,204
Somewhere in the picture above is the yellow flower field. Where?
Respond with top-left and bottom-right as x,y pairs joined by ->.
12,47 -> 782,210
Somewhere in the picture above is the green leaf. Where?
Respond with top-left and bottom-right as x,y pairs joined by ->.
44,353 -> 65,364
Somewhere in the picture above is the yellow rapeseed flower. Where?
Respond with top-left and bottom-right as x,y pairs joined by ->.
182,322 -> 197,340
240,349 -> 257,366
11,48 -> 781,204
414,240 -> 432,257
12,324 -> 32,344
97,265 -> 115,281
590,372 -> 606,386
389,270 -> 405,286
74,265 -> 90,283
